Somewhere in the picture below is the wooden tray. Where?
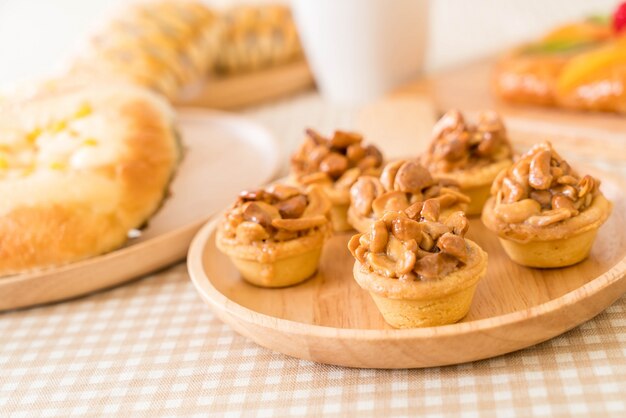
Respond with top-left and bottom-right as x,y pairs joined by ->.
174,61 -> 314,110
187,172 -> 626,369
0,109 -> 281,311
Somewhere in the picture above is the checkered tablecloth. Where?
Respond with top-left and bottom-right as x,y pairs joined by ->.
1,93 -> 626,417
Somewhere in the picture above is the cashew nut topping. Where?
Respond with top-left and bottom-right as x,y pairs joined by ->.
348,199 -> 471,281
291,128 -> 384,191
422,109 -> 513,173
221,184 -> 331,244
349,159 -> 470,224
490,141 -> 600,227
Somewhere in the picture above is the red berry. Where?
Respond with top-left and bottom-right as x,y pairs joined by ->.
613,2 -> 626,33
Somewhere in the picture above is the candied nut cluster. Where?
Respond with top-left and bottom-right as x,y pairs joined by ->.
350,159 -> 470,219
421,109 -> 513,173
348,199 -> 471,281
221,184 -> 331,244
491,142 -> 599,227
290,129 -> 383,189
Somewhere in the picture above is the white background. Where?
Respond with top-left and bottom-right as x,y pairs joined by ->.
0,0 -> 621,85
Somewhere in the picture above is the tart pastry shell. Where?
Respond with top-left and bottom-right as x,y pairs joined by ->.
482,194 -> 612,268
352,239 -> 488,328
216,225 -> 328,287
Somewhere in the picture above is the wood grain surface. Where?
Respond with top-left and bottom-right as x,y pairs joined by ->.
187,172 -> 626,368
174,61 -> 314,110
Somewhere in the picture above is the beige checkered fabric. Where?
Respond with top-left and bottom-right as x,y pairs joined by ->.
1,94 -> 626,416
1,264 -> 625,416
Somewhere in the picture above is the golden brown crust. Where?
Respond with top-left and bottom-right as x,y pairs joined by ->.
70,0 -> 221,100
493,53 -> 567,106
215,5 -> 303,74
0,84 -> 179,275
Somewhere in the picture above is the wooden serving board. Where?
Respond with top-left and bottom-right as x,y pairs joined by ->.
395,58 -> 626,163
187,171 -> 626,369
0,109 -> 280,311
174,60 -> 314,110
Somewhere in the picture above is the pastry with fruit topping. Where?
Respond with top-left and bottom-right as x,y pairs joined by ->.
348,159 -> 470,233
482,142 -> 612,268
348,199 -> 488,328
420,109 -> 514,215
0,82 -> 179,276
494,2 -> 626,113
290,128 -> 384,232
216,184 -> 332,287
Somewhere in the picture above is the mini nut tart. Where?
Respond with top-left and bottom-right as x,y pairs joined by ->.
347,159 -> 470,233
290,129 -> 384,232
420,109 -> 514,215
216,184 -> 332,287
348,199 -> 488,328
482,142 -> 612,268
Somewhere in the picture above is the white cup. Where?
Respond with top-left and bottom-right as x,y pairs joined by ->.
292,0 -> 429,104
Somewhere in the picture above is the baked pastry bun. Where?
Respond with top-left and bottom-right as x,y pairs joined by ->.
482,142 -> 612,268
0,82 -> 179,276
290,129 -> 384,232
348,200 -> 488,328
420,109 -> 514,215
348,159 -> 470,233
70,0 -> 222,101
69,1 -> 304,102
215,4 -> 303,74
216,184 -> 332,288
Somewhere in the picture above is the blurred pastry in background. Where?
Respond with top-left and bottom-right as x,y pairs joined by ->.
69,1 -> 305,104
215,5 -> 303,75
0,82 -> 180,276
70,0 -> 222,101
420,109 -> 513,215
290,129 -> 384,232
493,2 -> 626,113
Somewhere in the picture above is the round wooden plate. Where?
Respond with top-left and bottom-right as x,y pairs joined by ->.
188,173 -> 626,369
0,108 -> 280,311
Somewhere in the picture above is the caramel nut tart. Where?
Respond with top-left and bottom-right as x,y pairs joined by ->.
420,109 -> 514,215
347,159 -> 470,233
0,82 -> 179,276
348,199 -> 488,328
216,184 -> 332,287
290,129 -> 384,232
482,142 -> 612,268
